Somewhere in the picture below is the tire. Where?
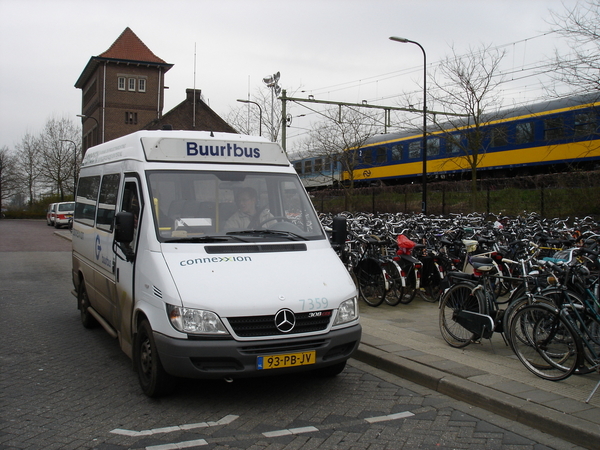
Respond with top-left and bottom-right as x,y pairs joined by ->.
439,283 -> 485,348
134,320 -> 175,397
78,280 -> 98,329
419,258 -> 442,303
399,264 -> 418,304
502,295 -> 555,342
355,259 -> 386,307
383,260 -> 404,306
508,304 -> 581,381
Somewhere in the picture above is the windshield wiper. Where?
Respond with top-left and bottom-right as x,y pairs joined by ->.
226,229 -> 309,241
163,235 -> 247,243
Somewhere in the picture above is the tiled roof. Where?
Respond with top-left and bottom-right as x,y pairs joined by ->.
99,27 -> 167,64
143,89 -> 238,134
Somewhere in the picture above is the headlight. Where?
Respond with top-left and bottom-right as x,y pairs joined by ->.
333,297 -> 359,326
167,305 -> 229,335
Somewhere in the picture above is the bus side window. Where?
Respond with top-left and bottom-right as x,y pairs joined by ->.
121,181 -> 141,251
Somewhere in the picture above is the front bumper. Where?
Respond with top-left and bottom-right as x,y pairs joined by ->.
154,323 -> 362,379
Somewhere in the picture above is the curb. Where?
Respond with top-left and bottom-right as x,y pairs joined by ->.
54,230 -> 72,241
353,343 -> 599,450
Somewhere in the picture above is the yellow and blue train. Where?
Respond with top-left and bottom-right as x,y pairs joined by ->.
292,94 -> 600,188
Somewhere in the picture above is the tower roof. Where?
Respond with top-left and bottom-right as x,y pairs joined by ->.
75,27 -> 172,89
99,27 -> 167,64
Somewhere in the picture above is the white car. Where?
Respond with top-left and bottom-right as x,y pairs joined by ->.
46,203 -> 56,226
54,202 -> 74,228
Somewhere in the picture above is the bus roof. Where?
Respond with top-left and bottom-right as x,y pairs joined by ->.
81,130 -> 290,167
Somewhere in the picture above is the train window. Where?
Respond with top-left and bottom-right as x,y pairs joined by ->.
314,158 -> 323,172
544,117 -> 564,141
427,138 -> 440,156
574,112 -> 597,137
376,147 -> 387,163
294,162 -> 302,174
391,144 -> 403,161
491,126 -> 508,148
516,122 -> 535,144
304,160 -> 313,174
409,141 -> 421,159
324,157 -> 332,172
363,149 -> 373,165
448,134 -> 462,154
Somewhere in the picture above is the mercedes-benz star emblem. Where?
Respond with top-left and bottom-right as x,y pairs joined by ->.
274,309 -> 296,333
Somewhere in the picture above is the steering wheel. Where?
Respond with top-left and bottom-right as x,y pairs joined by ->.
257,216 -> 294,227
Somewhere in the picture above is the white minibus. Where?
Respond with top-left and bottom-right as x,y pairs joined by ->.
72,130 -> 361,396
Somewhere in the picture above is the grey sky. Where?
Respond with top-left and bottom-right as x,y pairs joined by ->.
0,0 -> 579,151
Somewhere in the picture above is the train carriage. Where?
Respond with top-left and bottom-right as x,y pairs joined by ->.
294,94 -> 600,188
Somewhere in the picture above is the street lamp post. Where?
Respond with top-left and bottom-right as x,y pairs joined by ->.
77,114 -> 101,149
389,36 -> 428,214
262,72 -> 281,142
60,139 -> 78,196
236,99 -> 263,136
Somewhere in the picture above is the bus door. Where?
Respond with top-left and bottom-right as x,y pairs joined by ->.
114,177 -> 141,357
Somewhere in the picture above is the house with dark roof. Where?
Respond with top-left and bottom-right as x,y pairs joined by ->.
75,27 -> 236,152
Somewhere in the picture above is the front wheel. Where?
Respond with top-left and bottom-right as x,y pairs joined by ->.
508,304 -> 581,381
398,264 -> 418,304
355,259 -> 386,307
134,320 -> 175,397
439,283 -> 484,348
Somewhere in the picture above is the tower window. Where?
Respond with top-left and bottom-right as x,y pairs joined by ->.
125,112 -> 138,125
128,78 -> 136,91
118,77 -> 126,91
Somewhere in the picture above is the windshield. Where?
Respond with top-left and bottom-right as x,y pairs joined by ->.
58,202 -> 74,211
147,170 -> 325,242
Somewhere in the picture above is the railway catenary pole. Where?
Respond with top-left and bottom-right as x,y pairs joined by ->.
279,86 -> 467,172
389,36 -> 427,214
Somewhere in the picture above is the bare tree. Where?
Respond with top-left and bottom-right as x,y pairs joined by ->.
227,88 -> 283,142
38,116 -> 80,201
301,107 -> 381,209
548,0 -> 600,94
429,44 -> 506,203
0,146 -> 20,213
14,133 -> 43,208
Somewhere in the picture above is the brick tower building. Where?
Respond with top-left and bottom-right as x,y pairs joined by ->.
75,28 -> 236,153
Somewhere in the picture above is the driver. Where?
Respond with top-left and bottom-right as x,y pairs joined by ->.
224,187 -> 273,230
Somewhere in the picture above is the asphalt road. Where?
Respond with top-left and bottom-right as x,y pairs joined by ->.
0,220 -> 581,449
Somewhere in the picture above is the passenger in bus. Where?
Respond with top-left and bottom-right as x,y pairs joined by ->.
224,187 -> 273,230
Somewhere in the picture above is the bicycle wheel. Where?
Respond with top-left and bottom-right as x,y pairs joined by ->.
419,257 -> 442,303
399,264 -> 418,304
355,259 -> 386,307
508,304 -> 581,381
502,295 -> 555,343
439,283 -> 485,348
383,260 -> 405,306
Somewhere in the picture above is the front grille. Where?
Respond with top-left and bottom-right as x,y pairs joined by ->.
239,339 -> 329,355
227,311 -> 332,337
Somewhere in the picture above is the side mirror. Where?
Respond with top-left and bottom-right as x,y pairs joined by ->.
115,211 -> 135,244
331,216 -> 347,251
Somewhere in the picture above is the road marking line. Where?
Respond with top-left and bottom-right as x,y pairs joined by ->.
146,439 -> 208,450
110,414 -> 238,436
263,426 -> 319,437
364,411 -> 414,423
